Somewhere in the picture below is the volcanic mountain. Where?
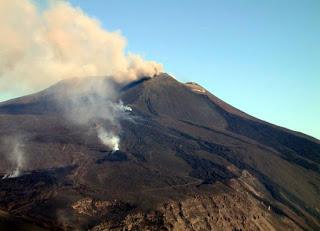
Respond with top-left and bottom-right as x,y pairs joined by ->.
0,73 -> 319,230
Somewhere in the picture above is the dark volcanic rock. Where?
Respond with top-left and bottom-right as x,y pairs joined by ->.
0,73 -> 319,230
96,151 -> 128,163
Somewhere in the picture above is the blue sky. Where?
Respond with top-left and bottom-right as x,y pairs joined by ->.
9,0 -> 320,139
71,0 -> 320,139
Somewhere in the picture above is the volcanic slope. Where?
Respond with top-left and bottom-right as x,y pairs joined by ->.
0,73 -> 319,230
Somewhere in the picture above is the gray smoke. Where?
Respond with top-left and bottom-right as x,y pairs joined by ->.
2,137 -> 26,179
97,127 -> 120,152
55,77 -> 132,151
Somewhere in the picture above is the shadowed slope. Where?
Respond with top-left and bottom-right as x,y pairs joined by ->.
0,73 -> 319,230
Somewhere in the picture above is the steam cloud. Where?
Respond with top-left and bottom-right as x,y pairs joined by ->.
1,0 -> 163,152
0,0 -> 163,99
1,137 -> 26,179
55,77 -> 133,151
97,127 -> 120,152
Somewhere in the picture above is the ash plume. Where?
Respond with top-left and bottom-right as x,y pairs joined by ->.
0,0 -> 163,101
0,0 -> 158,152
1,136 -> 26,179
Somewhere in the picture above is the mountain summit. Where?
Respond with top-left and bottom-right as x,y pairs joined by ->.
0,73 -> 319,230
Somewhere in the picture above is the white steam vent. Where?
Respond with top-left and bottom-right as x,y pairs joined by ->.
95,102 -> 133,152
2,140 -> 25,179
97,127 -> 120,152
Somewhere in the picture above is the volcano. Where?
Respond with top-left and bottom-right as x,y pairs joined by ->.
0,73 -> 319,230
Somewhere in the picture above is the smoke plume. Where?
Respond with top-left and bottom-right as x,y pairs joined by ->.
54,77 -> 133,151
1,137 -> 26,179
0,0 -> 162,151
0,0 -> 163,100
97,127 -> 120,152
